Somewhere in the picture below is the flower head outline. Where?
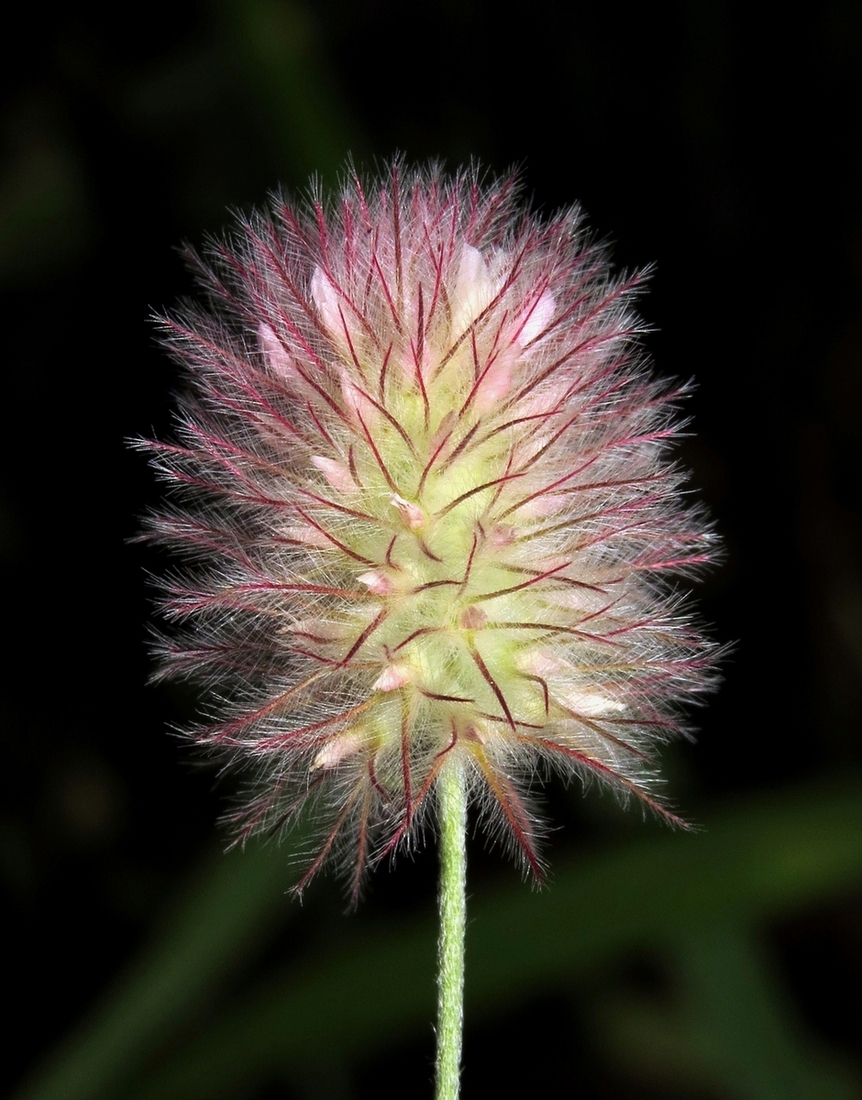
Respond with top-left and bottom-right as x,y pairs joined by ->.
143,163 -> 718,901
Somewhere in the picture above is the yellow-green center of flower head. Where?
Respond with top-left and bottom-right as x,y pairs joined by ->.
152,167 -> 716,897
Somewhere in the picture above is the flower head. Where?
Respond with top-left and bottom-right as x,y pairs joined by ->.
143,163 -> 717,900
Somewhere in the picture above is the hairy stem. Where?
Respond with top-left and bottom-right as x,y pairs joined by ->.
435,760 -> 467,1100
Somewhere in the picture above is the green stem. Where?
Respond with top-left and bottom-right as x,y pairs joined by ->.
435,760 -> 467,1100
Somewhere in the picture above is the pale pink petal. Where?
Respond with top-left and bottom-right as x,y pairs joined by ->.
258,322 -> 295,379
311,455 -> 358,494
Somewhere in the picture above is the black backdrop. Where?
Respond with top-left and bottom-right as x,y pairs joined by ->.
3,2 -> 861,1097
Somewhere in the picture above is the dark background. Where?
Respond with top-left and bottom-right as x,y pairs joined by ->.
3,2 -> 861,1098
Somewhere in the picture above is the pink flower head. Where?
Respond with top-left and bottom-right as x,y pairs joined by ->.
142,163 -> 718,901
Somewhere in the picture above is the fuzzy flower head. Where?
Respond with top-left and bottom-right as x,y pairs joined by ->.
144,163 -> 717,900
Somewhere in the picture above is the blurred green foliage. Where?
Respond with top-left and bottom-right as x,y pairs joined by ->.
14,783 -> 862,1100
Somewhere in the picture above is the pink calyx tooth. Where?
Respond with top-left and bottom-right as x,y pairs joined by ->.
372,664 -> 412,692
311,455 -> 358,494
486,523 -> 516,548
358,570 -> 394,596
459,605 -> 488,631
391,493 -> 425,530
258,322 -> 296,380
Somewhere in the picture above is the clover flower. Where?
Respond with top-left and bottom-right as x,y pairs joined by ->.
143,163 -> 717,902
